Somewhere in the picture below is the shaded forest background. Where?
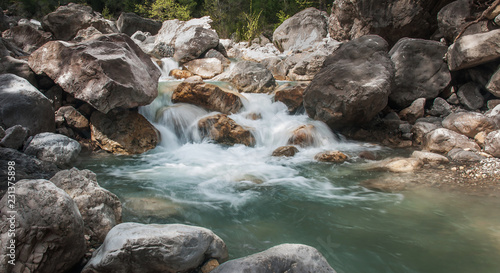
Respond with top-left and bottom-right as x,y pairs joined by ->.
0,0 -> 332,39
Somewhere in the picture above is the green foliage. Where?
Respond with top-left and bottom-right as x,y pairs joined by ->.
240,9 -> 262,41
275,10 -> 290,29
101,5 -> 112,19
135,0 -> 191,21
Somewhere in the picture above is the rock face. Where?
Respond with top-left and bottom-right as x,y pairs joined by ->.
389,38 -> 450,109
271,146 -> 299,157
423,128 -> 480,153
447,29 -> 500,71
1,24 -> 53,53
82,223 -> 228,273
198,114 -> 255,146
485,130 -> 500,157
273,83 -> 306,113
214,61 -> 276,93
172,79 -> 243,114
0,179 -> 85,273
50,168 -> 122,244
442,112 -> 496,138
0,74 -> 55,135
303,35 -> 394,130
28,33 -> 161,114
183,58 -> 223,79
211,244 -> 336,273
273,7 -> 328,53
117,12 -> 162,36
314,151 -> 348,163
42,3 -> 117,41
153,16 -> 219,63
90,109 -> 158,155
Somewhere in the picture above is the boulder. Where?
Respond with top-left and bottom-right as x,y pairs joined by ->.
42,3 -> 117,41
411,150 -> 449,165
314,151 -> 349,163
153,17 -> 219,63
428,97 -> 452,117
456,82 -> 484,110
389,38 -> 450,109
0,74 -> 55,135
284,50 -> 333,81
117,12 -> 162,36
447,148 -> 484,162
50,168 -> 122,244
203,49 -> 231,67
411,122 -> 441,145
183,58 -> 223,79
82,223 -> 228,273
0,125 -> 28,150
90,109 -> 158,155
213,61 -> 276,93
273,83 -> 306,113
24,132 -> 81,167
271,146 -> 299,157
172,79 -> 243,114
73,26 -> 103,42
287,125 -> 317,147
29,33 -> 161,114
198,114 -> 255,146
1,24 -> 53,53
485,130 -> 500,157
437,0 -> 489,42
56,106 -> 90,132
446,29 -> 500,71
273,7 -> 328,53
0,148 -> 58,191
0,179 -> 85,273
398,98 -> 426,124
423,128 -> 480,153
303,35 -> 394,130
442,112 -> 496,138
211,244 -> 336,273
262,57 -> 288,81
486,66 -> 500,97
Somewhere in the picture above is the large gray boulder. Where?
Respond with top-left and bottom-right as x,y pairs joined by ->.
389,38 -> 451,109
24,132 -> 81,167
442,112 -> 497,138
42,3 -> 117,41
447,29 -> 500,71
0,179 -> 85,273
82,223 -> 228,273
303,35 -> 394,130
437,0 -> 489,42
153,16 -> 219,63
213,61 -> 276,93
117,12 -> 162,36
50,168 -> 122,244
273,7 -> 328,53
423,128 -> 480,153
1,24 -> 53,53
0,74 -> 55,135
485,130 -> 500,157
212,244 -> 336,273
28,33 -> 161,114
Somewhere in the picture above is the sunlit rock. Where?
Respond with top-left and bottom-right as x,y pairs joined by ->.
314,151 -> 348,163
183,58 -> 223,79
198,114 -> 255,147
213,61 -> 276,93
442,112 -> 496,138
423,128 -> 480,153
170,69 -> 194,79
447,29 -> 500,71
24,132 -> 81,167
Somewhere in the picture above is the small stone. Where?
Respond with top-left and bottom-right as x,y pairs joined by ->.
271,146 -> 299,157
314,151 -> 348,163
201,259 -> 220,273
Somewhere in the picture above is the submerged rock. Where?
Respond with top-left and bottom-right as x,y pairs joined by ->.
214,61 -> 276,93
211,244 -> 336,273
314,151 -> 349,163
271,145 -> 299,157
0,179 -> 85,273
24,132 -> 81,167
82,223 -> 228,273
198,114 -> 255,147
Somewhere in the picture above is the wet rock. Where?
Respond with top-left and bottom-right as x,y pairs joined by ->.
398,98 -> 426,124
287,125 -> 317,147
423,128 -> 480,153
271,146 -> 299,157
456,82 -> 484,110
170,69 -> 194,79
359,151 -> 377,160
56,106 -> 89,132
273,83 -> 306,113
29,33 -> 160,114
214,61 -> 276,93
389,38 -> 450,109
273,7 -> 328,53
303,35 -> 394,130
412,122 -> 441,145
442,112 -> 496,138
50,168 -> 122,244
90,109 -> 158,155
0,74 -> 55,135
42,3 -> 117,41
428,97 -> 453,117
361,157 -> 424,173
0,125 -> 28,150
314,151 -> 349,163
1,24 -> 53,53
411,150 -> 449,165
117,12 -> 162,36
0,179 -> 85,273
485,130 -> 500,157
183,58 -> 223,79
82,223 -> 228,273
211,244 -> 336,273
486,66 -> 500,97
24,132 -> 81,167
172,80 -> 243,114
198,114 -> 255,147
447,29 -> 500,71
437,0 -> 489,42
448,148 -> 485,162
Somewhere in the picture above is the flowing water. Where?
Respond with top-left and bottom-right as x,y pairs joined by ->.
78,65 -> 500,273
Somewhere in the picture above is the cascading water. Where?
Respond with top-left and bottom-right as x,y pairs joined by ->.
79,58 -> 500,273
